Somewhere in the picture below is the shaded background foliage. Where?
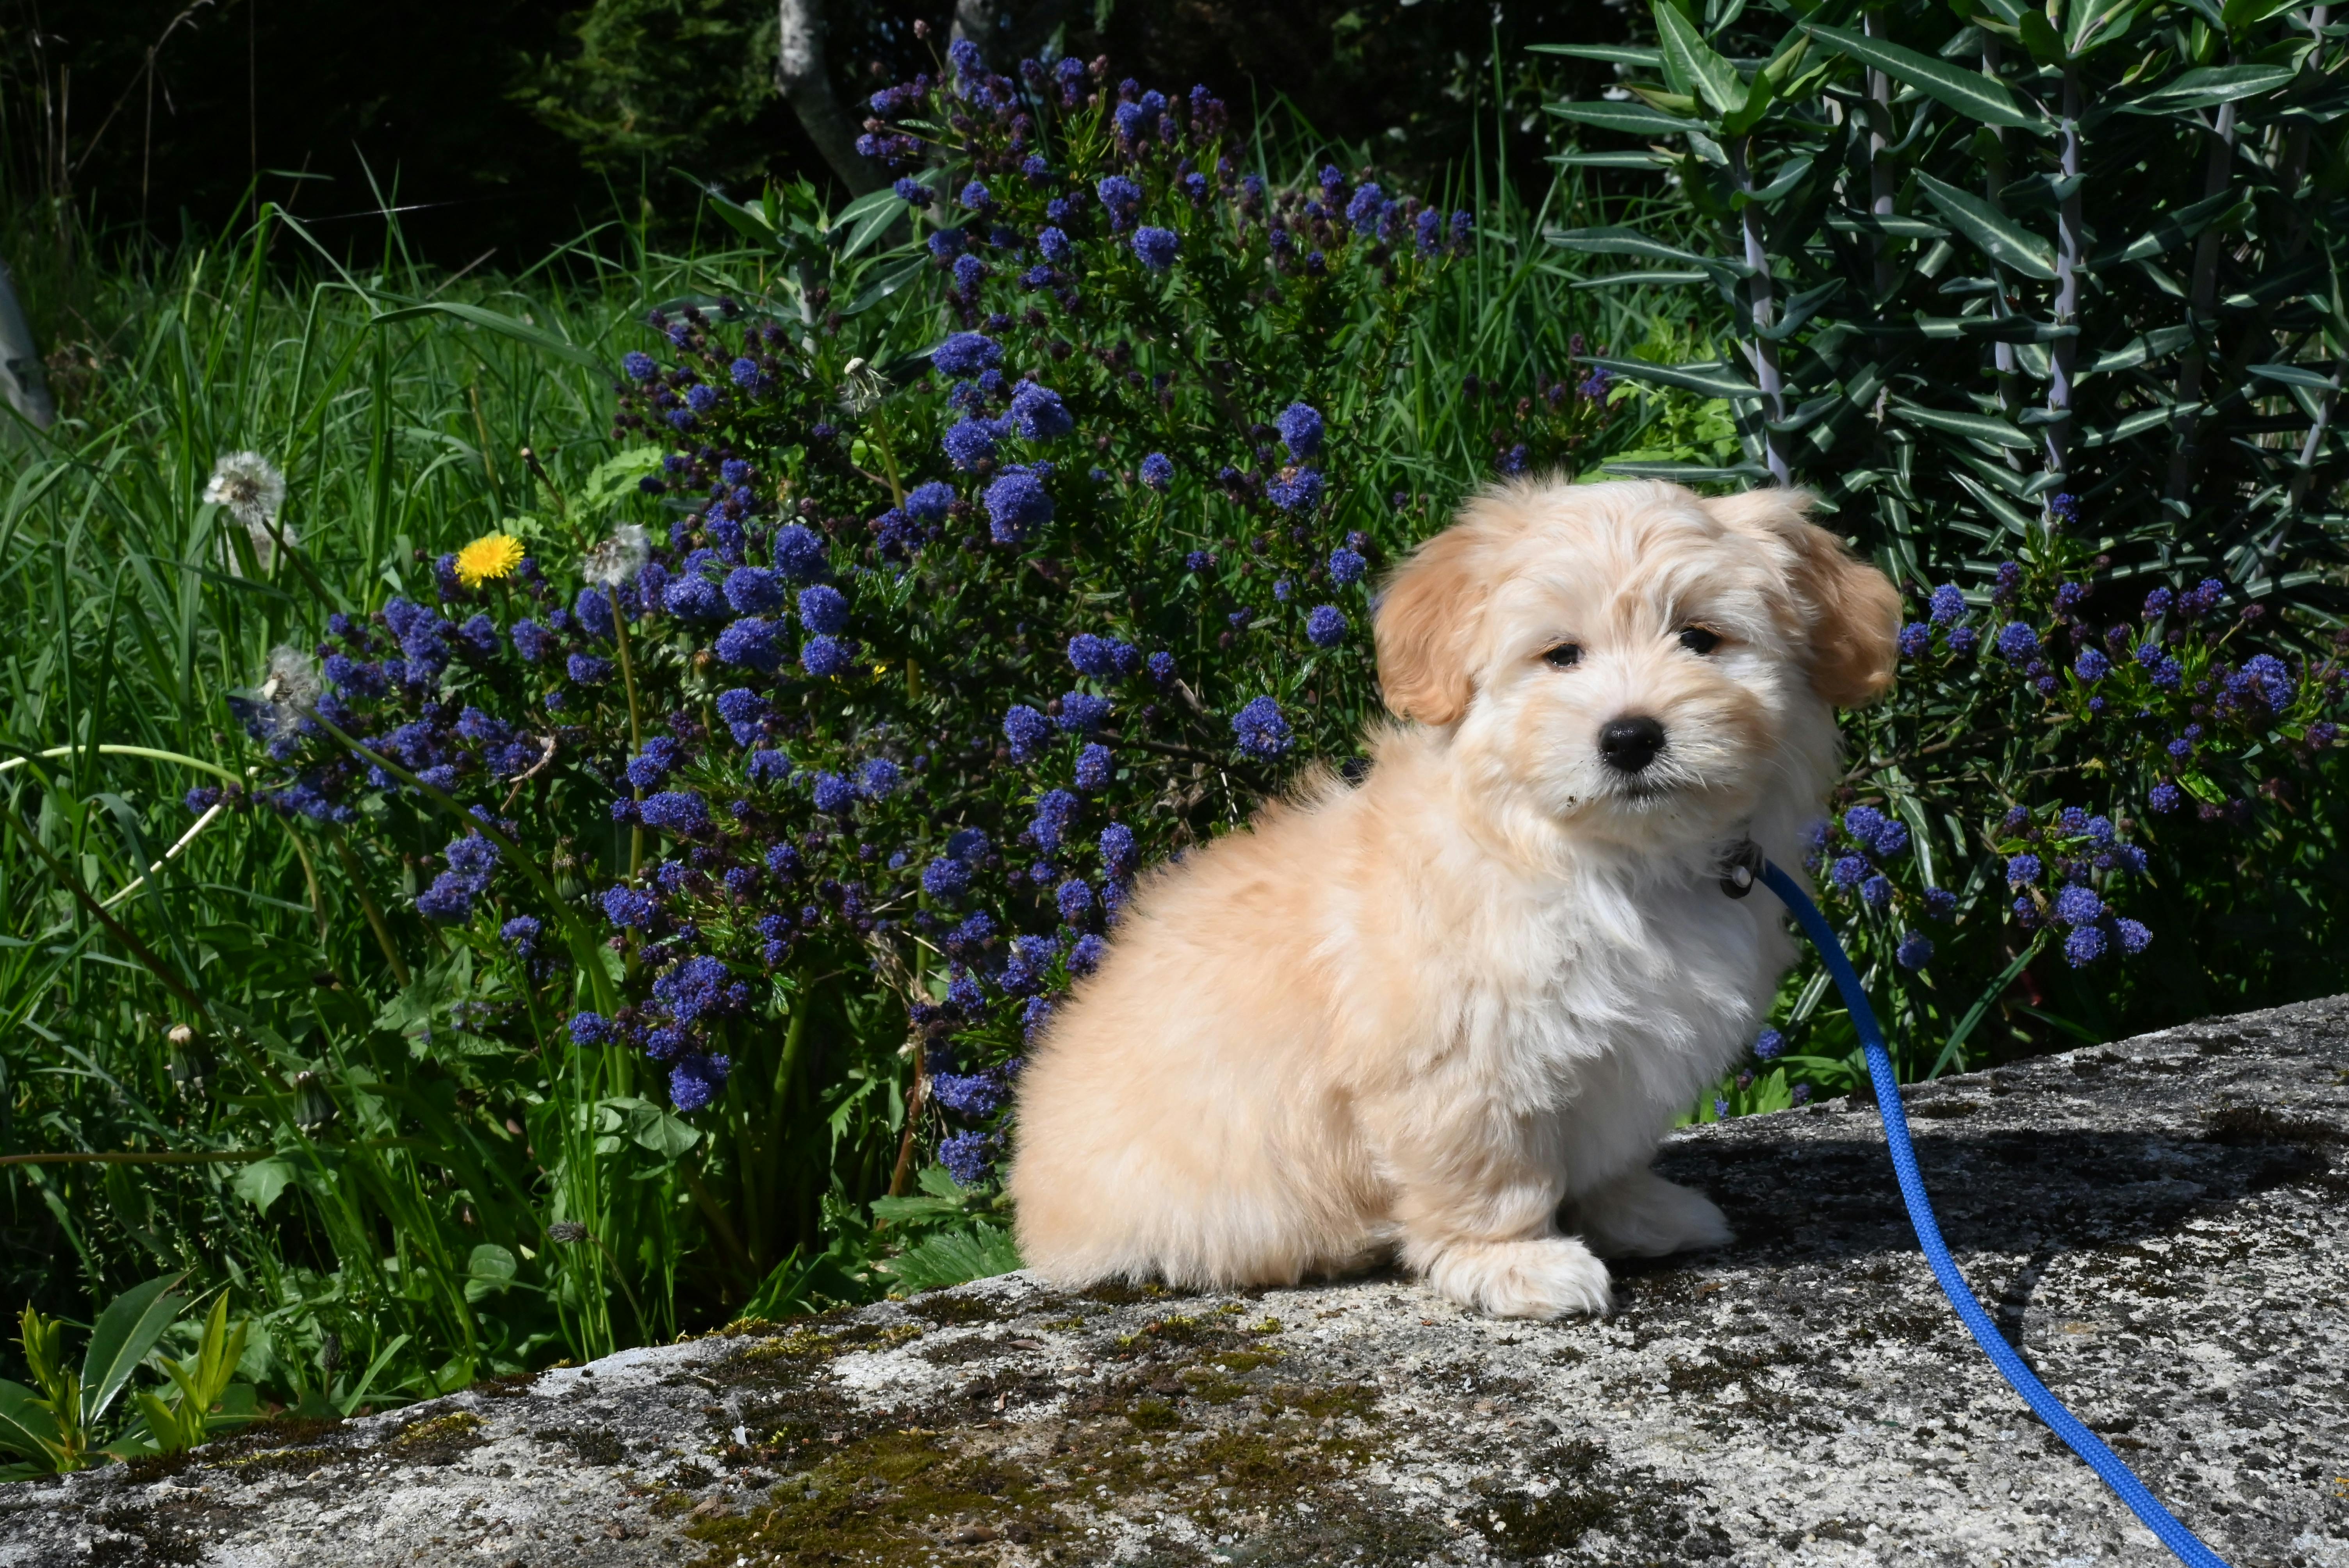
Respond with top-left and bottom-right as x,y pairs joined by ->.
0,0 -> 1632,269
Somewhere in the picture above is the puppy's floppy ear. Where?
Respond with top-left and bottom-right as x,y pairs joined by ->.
1374,520 -> 1492,725
1708,486 -> 1902,708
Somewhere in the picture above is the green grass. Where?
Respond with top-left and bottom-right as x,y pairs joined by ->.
0,146 -> 1709,1410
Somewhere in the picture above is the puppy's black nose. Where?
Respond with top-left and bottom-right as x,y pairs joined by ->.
1598,715 -> 1667,773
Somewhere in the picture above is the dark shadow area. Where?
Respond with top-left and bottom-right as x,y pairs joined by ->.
1636,1122 -> 2340,1277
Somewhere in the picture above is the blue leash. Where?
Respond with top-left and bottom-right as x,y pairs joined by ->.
1743,855 -> 2230,1568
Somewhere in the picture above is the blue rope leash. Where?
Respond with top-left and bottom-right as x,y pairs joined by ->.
1753,857 -> 2230,1568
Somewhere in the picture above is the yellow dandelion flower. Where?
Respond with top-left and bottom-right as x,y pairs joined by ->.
454,533 -> 525,588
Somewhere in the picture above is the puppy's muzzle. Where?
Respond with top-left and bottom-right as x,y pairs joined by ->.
1597,715 -> 1667,774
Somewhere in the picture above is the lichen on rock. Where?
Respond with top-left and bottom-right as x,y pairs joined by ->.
2,996 -> 2345,1565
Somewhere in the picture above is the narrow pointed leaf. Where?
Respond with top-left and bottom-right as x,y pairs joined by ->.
1914,173 -> 2058,280
368,302 -> 606,370
1530,43 -> 1665,66
2117,63 -> 2298,112
1889,399 -> 2035,448
1584,355 -> 1765,399
1549,151 -> 1674,169
1747,153 -> 1815,204
1654,2 -> 1748,116
1543,226 -> 1722,269
1627,84 -> 1702,113
2221,0 -> 2306,25
1804,23 -> 2039,129
2246,362 -> 2340,391
0,1381 -> 61,1464
1758,278 -> 1845,340
1543,100 -> 1701,137
2097,190 -> 2249,265
80,1274 -> 186,1425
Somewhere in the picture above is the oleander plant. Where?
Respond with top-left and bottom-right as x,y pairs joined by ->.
1543,0 -> 2349,1118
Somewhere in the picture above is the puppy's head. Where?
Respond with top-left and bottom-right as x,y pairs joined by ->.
1373,479 -> 1899,848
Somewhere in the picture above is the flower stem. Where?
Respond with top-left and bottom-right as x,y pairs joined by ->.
611,606 -> 646,876
868,404 -> 907,509
331,832 -> 411,988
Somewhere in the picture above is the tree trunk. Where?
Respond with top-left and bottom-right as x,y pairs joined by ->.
951,0 -> 1070,68
0,257 -> 55,430
777,0 -> 880,197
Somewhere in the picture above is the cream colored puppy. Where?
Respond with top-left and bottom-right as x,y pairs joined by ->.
1008,479 -> 1900,1318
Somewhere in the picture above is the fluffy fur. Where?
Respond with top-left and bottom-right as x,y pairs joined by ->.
1007,479 -> 1900,1318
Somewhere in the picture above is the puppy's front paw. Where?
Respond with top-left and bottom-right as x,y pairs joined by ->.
1571,1169 -> 1734,1259
1412,1236 -> 1612,1320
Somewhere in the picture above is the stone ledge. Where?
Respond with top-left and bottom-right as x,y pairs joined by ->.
2,996 -> 2345,1568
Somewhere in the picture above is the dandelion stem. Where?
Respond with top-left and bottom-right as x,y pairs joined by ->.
331,832 -> 411,988
283,820 -> 331,948
611,608 -> 645,876
868,404 -> 907,509
100,800 -> 226,909
304,707 -> 615,1010
0,794 -> 210,1023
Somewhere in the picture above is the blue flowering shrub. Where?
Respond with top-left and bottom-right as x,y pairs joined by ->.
221,41 -> 1623,1306
1701,533 -> 2346,1123
180,36 -> 2349,1324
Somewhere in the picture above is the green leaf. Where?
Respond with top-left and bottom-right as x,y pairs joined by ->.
1747,153 -> 1815,204
2098,190 -> 2250,264
463,1244 -> 518,1304
1584,355 -> 1765,399
1722,66 -> 1777,137
836,195 -> 907,263
877,1221 -> 1024,1295
1759,278 -> 1845,340
2080,404 -> 2192,446
0,1381 -> 61,1466
2067,0 -> 2141,56
2078,323 -> 2199,376
2018,7 -> 2068,62
1890,399 -> 2035,448
1568,270 -> 1714,289
367,301 -> 605,370
1600,459 -> 1773,482
1914,172 -> 2058,280
1543,226 -> 1726,270
231,1158 -> 296,1215
575,447 -> 666,513
869,1194 -> 970,1224
845,255 -> 926,317
1548,151 -> 1673,169
915,1164 -> 966,1200
1655,1 -> 1749,116
1803,22 -> 2040,128
80,1275 -> 187,1427
2117,62 -> 2299,112
1929,937 -> 2045,1077
1825,212 -> 1950,239
1530,43 -> 1663,66
1627,85 -> 1702,113
1543,100 -> 1701,137
2247,361 -> 2340,390
603,1097 -> 701,1160
2222,0 -> 2307,26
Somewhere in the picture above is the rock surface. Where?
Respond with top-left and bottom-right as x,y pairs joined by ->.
3,997 -> 2346,1568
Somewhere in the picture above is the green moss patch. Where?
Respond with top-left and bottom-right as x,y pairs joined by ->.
387,1410 -> 488,1465
687,1429 -> 1064,1566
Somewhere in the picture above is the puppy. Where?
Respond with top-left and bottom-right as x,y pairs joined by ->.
1007,480 -> 1900,1318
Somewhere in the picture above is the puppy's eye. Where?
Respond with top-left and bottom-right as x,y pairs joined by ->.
1677,626 -> 1723,656
1542,643 -> 1583,669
